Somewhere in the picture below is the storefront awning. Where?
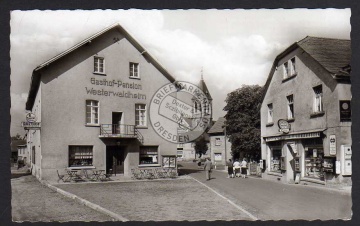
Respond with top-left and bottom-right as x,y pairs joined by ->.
263,129 -> 326,142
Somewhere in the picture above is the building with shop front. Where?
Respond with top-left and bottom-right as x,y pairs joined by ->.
260,36 -> 351,186
23,23 -> 194,182
208,117 -> 232,167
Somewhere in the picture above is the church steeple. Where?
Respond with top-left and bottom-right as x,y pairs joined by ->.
198,68 -> 212,101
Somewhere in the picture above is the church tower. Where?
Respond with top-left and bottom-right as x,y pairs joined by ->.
192,68 -> 213,130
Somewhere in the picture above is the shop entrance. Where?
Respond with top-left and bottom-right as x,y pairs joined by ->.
106,146 -> 125,174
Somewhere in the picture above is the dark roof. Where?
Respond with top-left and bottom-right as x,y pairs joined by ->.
198,77 -> 212,101
26,23 -> 176,110
10,140 -> 26,153
208,117 -> 226,134
297,36 -> 351,76
261,36 -> 351,103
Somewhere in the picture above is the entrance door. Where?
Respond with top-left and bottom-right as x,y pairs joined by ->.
112,112 -> 123,135
106,146 -> 125,174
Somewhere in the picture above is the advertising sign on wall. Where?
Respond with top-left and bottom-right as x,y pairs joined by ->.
278,119 -> 291,134
22,112 -> 41,130
329,135 -> 336,155
339,100 -> 351,121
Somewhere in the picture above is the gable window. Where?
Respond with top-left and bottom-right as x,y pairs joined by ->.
130,62 -> 140,78
267,103 -> 273,123
313,85 -> 323,113
287,95 -> 294,120
94,57 -> 105,74
290,58 -> 296,75
69,146 -> 93,167
283,62 -> 289,79
135,104 -> 147,127
86,100 -> 99,125
283,57 -> 297,80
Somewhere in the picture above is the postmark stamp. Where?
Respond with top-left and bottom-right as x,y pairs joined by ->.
149,81 -> 212,143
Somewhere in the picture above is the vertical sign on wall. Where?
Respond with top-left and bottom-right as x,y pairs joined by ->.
335,161 -> 341,174
313,149 -> 317,157
339,100 -> 351,121
329,135 -> 336,155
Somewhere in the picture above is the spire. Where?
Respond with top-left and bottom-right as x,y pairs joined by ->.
201,67 -> 204,80
197,67 -> 212,101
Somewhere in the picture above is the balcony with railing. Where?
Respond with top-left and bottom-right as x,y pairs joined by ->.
99,124 -> 144,143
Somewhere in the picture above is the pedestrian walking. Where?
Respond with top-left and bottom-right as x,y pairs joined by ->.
203,158 -> 213,180
241,158 -> 248,178
226,159 -> 234,178
233,159 -> 241,177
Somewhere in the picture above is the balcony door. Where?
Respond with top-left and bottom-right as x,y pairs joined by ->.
106,146 -> 125,174
112,112 -> 123,135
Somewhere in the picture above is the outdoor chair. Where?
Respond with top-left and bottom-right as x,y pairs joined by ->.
101,169 -> 112,181
131,168 -> 143,180
155,168 -> 167,179
57,170 -> 68,182
81,169 -> 92,180
143,169 -> 156,180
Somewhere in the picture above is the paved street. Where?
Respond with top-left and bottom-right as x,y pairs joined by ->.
11,175 -> 114,222
11,163 -> 352,221
178,161 -> 352,220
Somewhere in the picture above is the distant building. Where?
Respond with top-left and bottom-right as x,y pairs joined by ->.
260,36 -> 351,186
208,117 -> 232,166
176,74 -> 213,161
10,138 -> 26,163
176,133 -> 211,161
17,144 -> 28,164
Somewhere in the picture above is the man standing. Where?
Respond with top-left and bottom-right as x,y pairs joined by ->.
203,158 -> 213,180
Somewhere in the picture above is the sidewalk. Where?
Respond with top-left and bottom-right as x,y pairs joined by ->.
213,168 -> 352,194
11,165 -> 31,179
53,177 -> 255,221
11,175 -> 114,222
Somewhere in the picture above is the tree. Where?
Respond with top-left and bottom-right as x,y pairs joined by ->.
11,133 -> 23,140
224,85 -> 263,161
194,135 -> 208,158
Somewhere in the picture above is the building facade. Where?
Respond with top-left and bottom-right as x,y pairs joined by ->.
208,117 -> 232,166
176,74 -> 213,161
24,24 -> 185,182
260,37 -> 351,186
17,144 -> 28,164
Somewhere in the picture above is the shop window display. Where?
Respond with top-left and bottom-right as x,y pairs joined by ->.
140,146 -> 158,165
305,148 -> 324,179
69,146 -> 93,167
270,149 -> 282,173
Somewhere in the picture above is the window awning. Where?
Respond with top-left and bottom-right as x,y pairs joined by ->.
263,129 -> 325,142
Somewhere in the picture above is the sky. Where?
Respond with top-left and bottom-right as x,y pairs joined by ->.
10,9 -> 351,136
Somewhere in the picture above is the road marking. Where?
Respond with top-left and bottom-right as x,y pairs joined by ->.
190,176 -> 258,221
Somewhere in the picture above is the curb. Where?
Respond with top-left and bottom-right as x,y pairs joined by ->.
40,180 -> 129,221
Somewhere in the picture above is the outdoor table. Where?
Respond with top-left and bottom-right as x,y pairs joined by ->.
81,169 -> 93,180
66,170 -> 83,182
